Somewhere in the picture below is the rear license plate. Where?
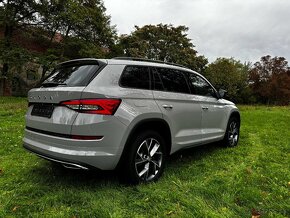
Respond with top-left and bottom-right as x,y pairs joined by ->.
31,104 -> 54,118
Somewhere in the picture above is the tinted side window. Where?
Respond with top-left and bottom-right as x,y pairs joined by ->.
153,68 -> 190,94
188,73 -> 216,97
119,66 -> 150,90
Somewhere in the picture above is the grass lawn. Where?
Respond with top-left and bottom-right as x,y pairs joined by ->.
0,97 -> 289,218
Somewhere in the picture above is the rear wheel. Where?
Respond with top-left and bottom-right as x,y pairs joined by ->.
223,117 -> 240,147
121,130 -> 166,184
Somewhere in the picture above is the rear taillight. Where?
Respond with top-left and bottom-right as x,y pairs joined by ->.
61,99 -> 121,115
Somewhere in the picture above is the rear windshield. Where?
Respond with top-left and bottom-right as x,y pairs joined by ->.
42,64 -> 99,87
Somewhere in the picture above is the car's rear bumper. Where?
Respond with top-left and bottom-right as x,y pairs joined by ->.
23,128 -> 123,170
23,143 -> 93,170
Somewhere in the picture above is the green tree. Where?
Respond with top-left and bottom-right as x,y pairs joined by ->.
204,58 -> 252,103
249,55 -> 290,105
0,0 -> 46,76
118,24 -> 208,73
41,0 -> 116,59
36,0 -> 117,81
0,0 -> 117,90
0,0 -> 48,95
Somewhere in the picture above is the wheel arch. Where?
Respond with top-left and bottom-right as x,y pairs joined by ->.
127,118 -> 171,155
229,110 -> 241,124
117,118 -> 172,168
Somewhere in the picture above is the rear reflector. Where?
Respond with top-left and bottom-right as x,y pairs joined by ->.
71,135 -> 103,140
61,99 -> 121,115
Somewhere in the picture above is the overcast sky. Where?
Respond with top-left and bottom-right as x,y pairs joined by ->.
104,0 -> 290,63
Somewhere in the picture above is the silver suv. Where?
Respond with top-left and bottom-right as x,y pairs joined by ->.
23,57 -> 240,183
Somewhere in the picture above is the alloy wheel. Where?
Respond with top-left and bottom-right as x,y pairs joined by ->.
228,121 -> 239,146
134,138 -> 163,181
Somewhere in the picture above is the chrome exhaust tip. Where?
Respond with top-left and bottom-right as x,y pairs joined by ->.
62,163 -> 89,170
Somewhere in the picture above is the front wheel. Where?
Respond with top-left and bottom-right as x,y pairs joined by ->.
121,131 -> 166,184
223,117 -> 240,147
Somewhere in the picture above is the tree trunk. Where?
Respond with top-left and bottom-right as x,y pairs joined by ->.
2,64 -> 9,77
1,24 -> 13,77
1,24 -> 13,96
0,78 -> 12,96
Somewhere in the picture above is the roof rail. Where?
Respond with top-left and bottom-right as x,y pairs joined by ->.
112,57 -> 189,69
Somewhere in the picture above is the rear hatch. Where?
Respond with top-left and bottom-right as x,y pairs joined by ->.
26,59 -> 107,134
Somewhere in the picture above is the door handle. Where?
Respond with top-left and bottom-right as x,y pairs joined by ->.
202,106 -> 209,110
162,104 -> 173,110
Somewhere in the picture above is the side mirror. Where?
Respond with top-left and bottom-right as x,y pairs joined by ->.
218,89 -> 227,99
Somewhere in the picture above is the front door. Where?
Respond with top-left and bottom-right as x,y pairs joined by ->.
186,72 -> 227,143
200,97 -> 227,142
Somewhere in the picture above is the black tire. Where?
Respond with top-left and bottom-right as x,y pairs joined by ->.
222,117 -> 240,147
120,130 -> 166,184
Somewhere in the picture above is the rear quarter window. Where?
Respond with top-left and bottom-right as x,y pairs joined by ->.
119,66 -> 150,90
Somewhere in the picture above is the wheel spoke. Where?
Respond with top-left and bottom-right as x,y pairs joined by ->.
151,160 -> 160,169
233,135 -> 238,143
150,162 -> 157,176
137,151 -> 143,159
138,162 -> 149,177
145,140 -> 150,153
135,159 -> 147,165
150,143 -> 160,157
232,123 -> 236,130
230,122 -> 237,132
148,138 -> 153,151
144,163 -> 150,180
137,141 -> 147,157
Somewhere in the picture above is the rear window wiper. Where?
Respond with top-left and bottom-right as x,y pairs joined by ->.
42,82 -> 67,87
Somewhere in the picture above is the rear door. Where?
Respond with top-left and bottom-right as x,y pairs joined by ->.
152,67 -> 203,153
26,60 -> 104,134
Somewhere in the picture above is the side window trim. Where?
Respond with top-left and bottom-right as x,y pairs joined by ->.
179,70 -> 192,95
151,67 -> 165,91
148,66 -> 154,90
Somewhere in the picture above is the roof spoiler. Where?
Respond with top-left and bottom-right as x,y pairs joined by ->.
57,58 -> 107,68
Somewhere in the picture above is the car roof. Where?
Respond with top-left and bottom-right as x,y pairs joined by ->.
107,58 -> 200,74
58,57 -> 203,77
